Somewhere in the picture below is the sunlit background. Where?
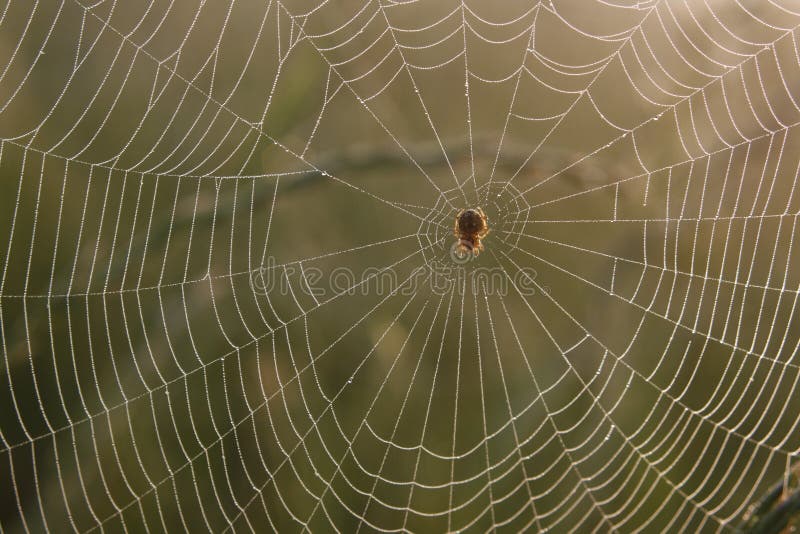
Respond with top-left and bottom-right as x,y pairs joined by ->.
2,0 -> 800,532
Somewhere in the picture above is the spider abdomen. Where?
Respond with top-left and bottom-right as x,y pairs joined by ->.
454,208 -> 490,255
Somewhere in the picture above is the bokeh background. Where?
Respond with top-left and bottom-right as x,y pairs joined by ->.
2,0 -> 800,531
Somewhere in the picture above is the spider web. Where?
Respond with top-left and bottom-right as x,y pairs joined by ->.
2,0 -> 800,531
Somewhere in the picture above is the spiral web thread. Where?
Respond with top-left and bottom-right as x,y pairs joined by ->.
2,0 -> 800,532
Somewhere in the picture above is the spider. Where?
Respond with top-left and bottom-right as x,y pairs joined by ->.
454,207 -> 489,256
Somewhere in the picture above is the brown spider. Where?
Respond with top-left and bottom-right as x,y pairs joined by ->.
454,207 -> 489,256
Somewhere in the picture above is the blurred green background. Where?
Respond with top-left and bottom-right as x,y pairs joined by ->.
2,0 -> 800,532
